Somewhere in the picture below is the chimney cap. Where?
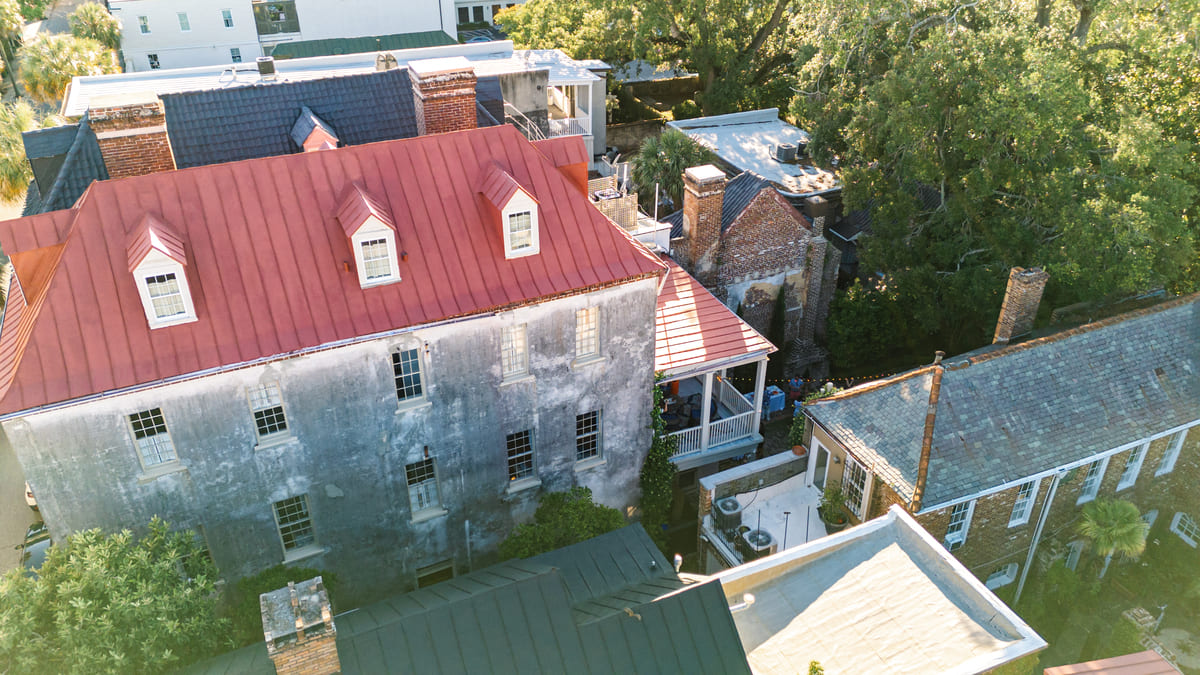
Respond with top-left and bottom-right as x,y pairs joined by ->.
684,165 -> 726,184
260,576 -> 333,645
409,56 -> 474,78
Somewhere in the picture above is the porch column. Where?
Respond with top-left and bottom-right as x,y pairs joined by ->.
751,358 -> 767,436
699,371 -> 713,452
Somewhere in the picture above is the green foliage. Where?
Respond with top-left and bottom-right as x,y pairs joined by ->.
819,482 -> 847,524
0,518 -> 231,674
69,2 -> 120,51
670,99 -> 701,121
228,564 -> 337,646
1078,499 -> 1147,561
16,0 -> 46,21
808,661 -> 825,675
1098,617 -> 1146,661
498,487 -> 626,559
0,0 -> 22,44
0,99 -> 41,203
632,129 -> 712,210
18,34 -> 119,104
802,381 -> 843,404
640,377 -> 678,537
1016,560 -> 1098,636
788,414 -> 806,447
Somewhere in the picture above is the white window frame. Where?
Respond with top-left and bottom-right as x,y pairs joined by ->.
575,307 -> 600,360
500,323 -> 528,379
128,408 -> 178,469
392,347 -> 425,404
1076,456 -> 1109,505
1065,540 -> 1085,571
177,12 -> 190,31
230,47 -> 242,63
221,8 -> 234,28
405,457 -> 442,517
138,15 -> 150,33
1157,429 -> 1187,476
133,251 -> 197,328
350,219 -> 400,288
1170,512 -> 1199,548
506,429 -> 535,482
575,410 -> 601,463
1117,442 -> 1148,491
272,495 -> 317,556
945,500 -> 975,549
247,382 -> 289,442
985,562 -> 1019,590
842,455 -> 869,518
501,191 -> 539,259
1008,478 -> 1040,527
148,53 -> 160,69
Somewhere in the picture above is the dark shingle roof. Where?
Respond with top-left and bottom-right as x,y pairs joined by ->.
20,118 -> 108,216
181,525 -> 750,675
663,171 -> 773,238
289,105 -> 337,147
162,68 -> 420,168
21,124 -> 77,160
268,30 -> 456,60
806,295 -> 1200,508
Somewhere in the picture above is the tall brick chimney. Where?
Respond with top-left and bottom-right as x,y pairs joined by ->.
993,267 -> 1050,345
261,577 -> 340,675
681,164 -> 726,284
88,92 -> 177,179
409,56 -> 477,136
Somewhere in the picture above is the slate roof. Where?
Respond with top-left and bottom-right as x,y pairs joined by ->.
269,30 -> 456,60
662,171 -> 773,238
182,526 -> 750,675
805,295 -> 1200,509
0,126 -> 664,416
19,118 -> 108,216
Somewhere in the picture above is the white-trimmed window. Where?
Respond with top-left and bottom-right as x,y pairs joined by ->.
129,408 -> 177,468
248,382 -> 288,441
1076,457 -> 1108,505
350,228 -> 400,287
508,212 -> 533,251
133,254 -> 197,328
985,563 -> 1018,590
1157,429 -> 1187,476
1117,443 -> 1148,491
221,8 -> 234,27
392,348 -> 424,402
506,430 -> 534,481
360,239 -> 392,281
945,500 -> 975,549
1143,509 -> 1159,529
138,15 -> 150,33
273,495 -> 315,553
576,410 -> 601,462
406,457 -> 441,515
500,324 -> 528,379
575,307 -> 599,360
148,53 -> 160,69
230,47 -> 241,63
1008,479 -> 1039,527
843,456 -> 868,518
147,274 -> 186,318
1065,540 -> 1085,571
500,191 -> 539,259
1170,512 -> 1198,548
177,12 -> 190,30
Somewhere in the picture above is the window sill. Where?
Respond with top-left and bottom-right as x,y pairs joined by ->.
571,355 -> 606,370
411,507 -> 448,524
254,435 -> 298,452
137,462 -> 187,484
1076,495 -> 1097,506
148,314 -> 198,330
395,398 -> 433,415
574,457 -> 607,473
282,545 -> 327,564
500,373 -> 535,388
505,477 -> 541,495
1007,520 -> 1030,529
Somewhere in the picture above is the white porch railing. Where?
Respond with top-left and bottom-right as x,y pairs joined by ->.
668,426 -> 703,457
548,116 -> 590,137
668,411 -> 757,459
716,377 -> 753,415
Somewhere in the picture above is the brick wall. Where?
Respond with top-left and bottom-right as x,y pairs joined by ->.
719,190 -> 811,289
412,69 -> 478,137
992,267 -> 1049,344
89,99 -> 176,179
268,631 -> 340,675
681,166 -> 725,286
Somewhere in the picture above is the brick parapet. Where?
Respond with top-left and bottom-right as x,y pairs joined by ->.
681,166 -> 725,286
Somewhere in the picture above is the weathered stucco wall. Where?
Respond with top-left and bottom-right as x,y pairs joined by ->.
6,277 -> 657,606
496,69 -> 549,138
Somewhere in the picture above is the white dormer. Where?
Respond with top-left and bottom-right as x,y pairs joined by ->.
126,215 -> 197,329
480,163 -> 540,259
336,182 -> 401,288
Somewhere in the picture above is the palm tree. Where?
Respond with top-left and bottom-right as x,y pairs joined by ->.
1077,499 -> 1146,578
18,34 -> 119,104
0,0 -> 24,95
632,129 -> 713,212
0,99 -> 41,203
69,2 -> 121,51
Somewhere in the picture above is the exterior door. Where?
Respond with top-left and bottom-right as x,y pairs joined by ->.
844,456 -> 869,518
809,441 -> 829,489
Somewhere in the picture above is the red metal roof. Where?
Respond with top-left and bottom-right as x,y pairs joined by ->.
531,137 -> 589,195
126,214 -> 187,272
479,162 -> 534,210
335,182 -> 396,237
1043,650 -> 1181,675
654,259 -> 774,376
0,125 -> 664,415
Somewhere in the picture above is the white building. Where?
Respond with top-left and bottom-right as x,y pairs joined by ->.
110,0 -> 461,71
454,1 -> 523,26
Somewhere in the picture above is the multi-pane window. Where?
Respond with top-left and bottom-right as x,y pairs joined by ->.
506,430 -> 534,481
248,382 -> 288,439
129,408 -> 177,467
1117,443 -> 1148,491
1170,512 -> 1199,548
945,501 -> 974,547
360,239 -> 392,281
177,12 -> 190,30
1077,458 -> 1106,504
1157,430 -> 1187,476
985,563 -> 1018,590
148,53 -> 161,69
508,212 -> 533,251
576,410 -> 601,462
230,47 -> 242,63
457,7 -> 469,22
405,458 -> 440,514
138,15 -> 150,33
392,349 -> 423,402
221,9 -> 234,27
843,456 -> 868,518
575,307 -> 599,359
146,273 -> 186,318
273,495 -> 315,552
1008,479 -> 1039,527
1065,540 -> 1085,571
500,324 -> 528,378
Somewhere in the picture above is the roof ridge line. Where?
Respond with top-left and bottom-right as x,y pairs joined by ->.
807,366 -> 935,404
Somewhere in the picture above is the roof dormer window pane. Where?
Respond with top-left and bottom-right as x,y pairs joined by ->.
361,239 -> 392,280
508,212 -> 532,251
146,273 -> 187,318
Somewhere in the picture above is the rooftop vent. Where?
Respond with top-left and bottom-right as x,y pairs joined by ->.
739,529 -> 777,561
376,52 -> 398,71
713,497 -> 743,534
256,56 -> 276,79
771,143 -> 797,163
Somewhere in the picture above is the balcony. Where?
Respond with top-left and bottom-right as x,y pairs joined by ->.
547,116 -> 589,138
664,375 -> 760,468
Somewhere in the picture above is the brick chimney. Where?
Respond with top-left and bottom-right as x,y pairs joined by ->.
993,267 -> 1050,345
681,164 -> 726,283
261,577 -> 339,675
409,56 -> 477,136
88,92 -> 177,179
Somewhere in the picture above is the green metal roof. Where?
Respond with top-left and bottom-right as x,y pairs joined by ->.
269,31 -> 456,60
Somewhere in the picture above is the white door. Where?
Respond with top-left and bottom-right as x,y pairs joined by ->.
808,440 -> 829,489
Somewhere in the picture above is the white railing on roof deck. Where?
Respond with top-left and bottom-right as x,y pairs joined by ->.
547,116 -> 590,138
708,411 -> 756,448
716,377 -> 753,415
669,426 -> 702,457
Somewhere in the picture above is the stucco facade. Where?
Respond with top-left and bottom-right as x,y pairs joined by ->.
7,279 -> 657,605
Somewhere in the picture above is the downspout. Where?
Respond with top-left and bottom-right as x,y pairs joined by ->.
909,351 -> 945,513
1014,468 -> 1065,604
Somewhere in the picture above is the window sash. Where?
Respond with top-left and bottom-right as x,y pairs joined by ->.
129,409 -> 177,466
139,16 -> 149,32
230,48 -> 242,62
177,12 -> 190,30
1117,443 -> 1147,490
406,459 -> 440,513
361,239 -> 392,280
274,496 -> 315,551
506,430 -> 534,481
946,501 -> 973,543
1078,459 -> 1105,503
501,324 -> 528,378
393,349 -> 424,401
508,212 -> 533,250
222,9 -> 234,27
1008,480 -> 1037,527
146,273 -> 186,318
843,456 -> 867,518
1157,430 -> 1187,475
575,307 -> 599,359
576,410 -> 600,461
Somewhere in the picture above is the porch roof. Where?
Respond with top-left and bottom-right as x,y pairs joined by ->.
654,260 -> 774,378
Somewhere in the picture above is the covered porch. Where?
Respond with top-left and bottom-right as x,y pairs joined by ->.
546,80 -> 595,158
656,260 -> 776,470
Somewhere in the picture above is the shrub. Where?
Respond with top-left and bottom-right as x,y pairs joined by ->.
228,565 -> 338,646
499,487 -> 626,559
670,99 -> 701,120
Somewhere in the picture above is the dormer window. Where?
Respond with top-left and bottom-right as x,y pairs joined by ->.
127,215 -> 197,329
336,182 -> 401,288
481,163 -> 540,259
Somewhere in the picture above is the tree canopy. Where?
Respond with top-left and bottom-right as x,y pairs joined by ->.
0,99 -> 42,203
0,518 -> 231,674
18,34 -> 119,104
69,2 -> 120,51
632,129 -> 712,210
498,487 -> 626,559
